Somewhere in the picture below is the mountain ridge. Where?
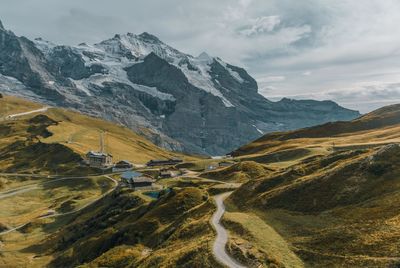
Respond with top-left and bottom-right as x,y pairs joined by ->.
0,19 -> 360,155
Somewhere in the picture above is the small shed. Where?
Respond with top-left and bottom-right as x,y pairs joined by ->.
121,171 -> 154,188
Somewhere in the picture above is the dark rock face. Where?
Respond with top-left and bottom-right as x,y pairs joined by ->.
210,59 -> 258,96
125,53 -> 265,153
46,46 -> 106,80
0,20 -> 360,155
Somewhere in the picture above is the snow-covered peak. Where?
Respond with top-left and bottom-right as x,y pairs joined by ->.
32,31 -> 239,108
34,38 -> 58,56
197,52 -> 213,64
95,32 -> 186,64
136,32 -> 162,43
93,33 -> 238,107
215,58 -> 244,84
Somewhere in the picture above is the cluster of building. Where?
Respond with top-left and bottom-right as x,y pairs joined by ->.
85,150 -> 184,190
85,151 -> 183,170
82,130 -> 187,191
85,151 -> 136,171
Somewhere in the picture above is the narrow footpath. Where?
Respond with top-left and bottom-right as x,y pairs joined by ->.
211,192 -> 247,268
5,106 -> 49,119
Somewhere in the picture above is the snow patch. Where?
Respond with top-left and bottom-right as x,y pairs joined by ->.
33,38 -> 57,56
96,34 -> 234,107
216,58 -> 244,83
34,32 -> 235,107
71,79 -> 92,96
253,124 -> 264,135
70,43 -> 176,101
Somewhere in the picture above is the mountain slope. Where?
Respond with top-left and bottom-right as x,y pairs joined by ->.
0,19 -> 360,155
219,104 -> 400,267
233,103 -> 400,160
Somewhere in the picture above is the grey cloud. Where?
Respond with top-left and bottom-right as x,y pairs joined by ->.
54,8 -> 123,45
236,16 -> 281,37
0,0 -> 400,112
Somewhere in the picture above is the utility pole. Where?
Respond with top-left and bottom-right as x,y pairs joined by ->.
100,130 -> 105,153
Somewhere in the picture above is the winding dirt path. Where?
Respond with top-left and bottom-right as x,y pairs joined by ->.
211,192 -> 246,268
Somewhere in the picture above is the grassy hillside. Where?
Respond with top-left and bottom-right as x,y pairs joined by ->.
232,104 -> 400,170
0,110 -> 89,174
42,108 -> 192,164
228,145 -> 400,267
201,161 -> 274,183
10,187 -> 221,268
0,95 -> 194,174
0,95 -> 43,117
220,104 -> 400,267
4,94 -> 400,267
0,95 -> 227,268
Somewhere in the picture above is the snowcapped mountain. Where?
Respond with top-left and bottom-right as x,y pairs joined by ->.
0,19 -> 360,155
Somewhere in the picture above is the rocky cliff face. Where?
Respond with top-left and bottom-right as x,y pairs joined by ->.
0,19 -> 360,155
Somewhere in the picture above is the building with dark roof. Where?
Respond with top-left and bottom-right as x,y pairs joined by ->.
121,171 -> 154,188
113,160 -> 133,172
146,158 -> 183,167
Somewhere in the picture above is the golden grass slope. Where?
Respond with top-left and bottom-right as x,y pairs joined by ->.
0,95 -> 194,170
201,161 -> 274,183
226,145 -> 400,267
25,187 -> 221,268
222,104 -> 400,267
0,95 -> 43,117
223,211 -> 304,268
42,108 -> 191,164
232,104 -> 400,170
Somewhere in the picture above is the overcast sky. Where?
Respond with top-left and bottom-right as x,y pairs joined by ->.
1,0 -> 400,113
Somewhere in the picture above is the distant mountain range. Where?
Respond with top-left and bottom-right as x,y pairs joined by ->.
0,19 -> 360,155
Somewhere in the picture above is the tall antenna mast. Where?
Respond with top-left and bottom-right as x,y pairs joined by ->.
100,130 -> 105,153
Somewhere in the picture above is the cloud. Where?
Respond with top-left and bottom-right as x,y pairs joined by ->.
0,0 -> 400,112
55,8 -> 123,44
237,16 -> 281,36
268,81 -> 400,113
257,76 -> 286,83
